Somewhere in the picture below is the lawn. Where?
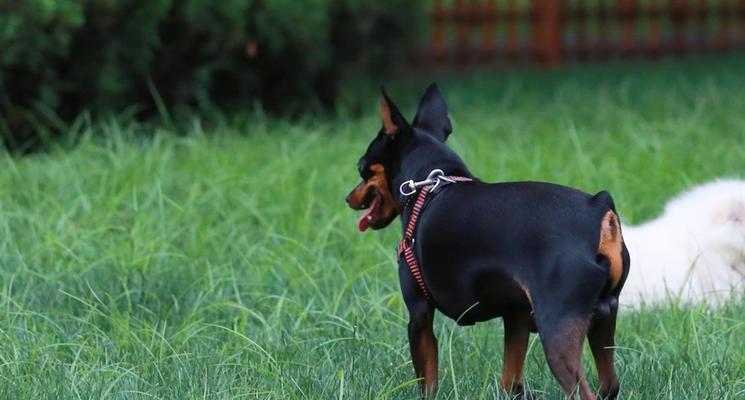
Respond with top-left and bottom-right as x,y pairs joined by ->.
1,56 -> 745,399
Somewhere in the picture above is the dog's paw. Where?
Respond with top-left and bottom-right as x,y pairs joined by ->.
516,391 -> 542,400
505,386 -> 542,400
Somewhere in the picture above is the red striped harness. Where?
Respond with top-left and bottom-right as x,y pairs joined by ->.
397,173 -> 473,300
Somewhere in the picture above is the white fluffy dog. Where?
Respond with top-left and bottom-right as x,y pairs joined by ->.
621,179 -> 745,307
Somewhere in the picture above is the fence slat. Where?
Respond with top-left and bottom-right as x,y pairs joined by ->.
598,0 -> 611,60
454,0 -> 472,65
431,0 -> 447,61
716,0 -> 732,51
741,0 -> 745,45
575,0 -> 590,60
425,0 -> 745,69
506,0 -> 519,61
669,0 -> 687,55
480,0 -> 498,62
618,0 -> 638,59
647,0 -> 663,58
742,0 -> 745,45
531,0 -> 562,67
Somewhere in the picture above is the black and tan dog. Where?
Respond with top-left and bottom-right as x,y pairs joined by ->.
346,84 -> 630,399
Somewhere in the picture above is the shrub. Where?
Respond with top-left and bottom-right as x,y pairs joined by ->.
0,0 -> 425,152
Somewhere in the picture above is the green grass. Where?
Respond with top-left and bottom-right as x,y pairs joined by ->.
2,56 -> 745,399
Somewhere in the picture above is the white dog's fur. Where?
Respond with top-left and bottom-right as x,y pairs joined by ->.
621,179 -> 745,307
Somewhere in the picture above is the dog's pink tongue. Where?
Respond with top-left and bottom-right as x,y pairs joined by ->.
358,213 -> 370,232
357,197 -> 379,232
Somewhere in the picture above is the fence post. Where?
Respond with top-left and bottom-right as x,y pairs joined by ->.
647,0 -> 662,58
431,0 -> 447,62
576,0 -> 590,60
597,0 -> 610,59
738,0 -> 745,48
506,0 -> 519,62
669,0 -> 687,55
741,0 -> 745,48
480,0 -> 498,62
715,0 -> 731,52
618,0 -> 638,58
454,0 -> 474,65
531,0 -> 563,67
693,0 -> 710,52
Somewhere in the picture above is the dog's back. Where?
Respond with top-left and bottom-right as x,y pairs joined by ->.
621,179 -> 745,307
418,181 -> 626,322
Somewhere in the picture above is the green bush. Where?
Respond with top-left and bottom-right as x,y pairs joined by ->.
0,0 -> 425,152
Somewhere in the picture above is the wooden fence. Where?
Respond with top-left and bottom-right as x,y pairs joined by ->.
426,0 -> 745,68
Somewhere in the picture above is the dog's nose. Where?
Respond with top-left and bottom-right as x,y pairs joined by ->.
345,194 -> 351,205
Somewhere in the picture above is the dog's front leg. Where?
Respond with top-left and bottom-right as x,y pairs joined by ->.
501,312 -> 532,398
400,264 -> 438,397
408,304 -> 437,396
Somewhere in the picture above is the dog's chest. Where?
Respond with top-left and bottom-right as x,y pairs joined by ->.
420,256 -> 532,325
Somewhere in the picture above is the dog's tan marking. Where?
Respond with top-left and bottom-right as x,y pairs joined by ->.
501,313 -> 531,395
380,96 -> 399,135
599,210 -> 623,291
346,163 -> 398,224
410,310 -> 438,396
368,164 -> 397,217
346,180 -> 369,209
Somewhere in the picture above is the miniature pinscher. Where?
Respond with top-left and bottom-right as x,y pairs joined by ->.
346,84 -> 630,399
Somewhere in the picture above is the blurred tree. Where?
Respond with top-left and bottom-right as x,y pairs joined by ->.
0,0 -> 424,152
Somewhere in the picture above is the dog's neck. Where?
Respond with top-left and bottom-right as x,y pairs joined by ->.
392,141 -> 473,228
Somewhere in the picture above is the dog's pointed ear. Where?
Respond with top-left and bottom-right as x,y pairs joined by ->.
380,87 -> 409,136
412,82 -> 452,142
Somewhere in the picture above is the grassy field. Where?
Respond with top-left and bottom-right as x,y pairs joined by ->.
2,57 -> 745,399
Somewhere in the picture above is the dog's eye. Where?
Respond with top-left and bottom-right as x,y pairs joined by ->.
358,160 -> 371,179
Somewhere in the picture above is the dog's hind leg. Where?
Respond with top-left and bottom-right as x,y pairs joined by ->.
588,297 -> 620,399
532,256 -> 606,400
539,317 -> 595,400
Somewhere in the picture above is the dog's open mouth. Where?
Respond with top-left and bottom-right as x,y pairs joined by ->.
357,189 -> 380,232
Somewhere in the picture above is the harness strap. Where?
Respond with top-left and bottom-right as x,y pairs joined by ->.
397,175 -> 473,301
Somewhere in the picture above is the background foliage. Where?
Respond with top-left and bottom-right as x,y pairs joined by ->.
0,0 -> 424,151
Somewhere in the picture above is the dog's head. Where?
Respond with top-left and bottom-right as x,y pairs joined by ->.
345,83 -> 455,231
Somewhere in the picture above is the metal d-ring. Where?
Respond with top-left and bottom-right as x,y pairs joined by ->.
427,169 -> 446,192
399,180 -> 418,196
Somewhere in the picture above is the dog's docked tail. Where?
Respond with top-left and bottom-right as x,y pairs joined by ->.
599,210 -> 624,291
593,191 -> 626,294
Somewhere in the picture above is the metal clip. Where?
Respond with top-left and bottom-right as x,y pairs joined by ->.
399,169 -> 450,196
